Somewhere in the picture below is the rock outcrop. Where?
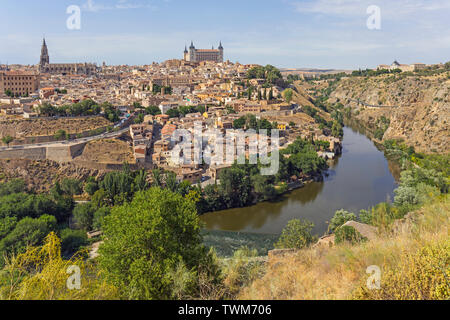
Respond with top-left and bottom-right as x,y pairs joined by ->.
328,75 -> 450,153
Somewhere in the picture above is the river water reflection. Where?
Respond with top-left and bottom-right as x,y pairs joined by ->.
201,126 -> 399,235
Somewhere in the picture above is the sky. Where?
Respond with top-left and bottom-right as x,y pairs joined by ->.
0,0 -> 449,69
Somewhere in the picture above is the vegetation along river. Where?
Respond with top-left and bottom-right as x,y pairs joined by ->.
201,126 -> 399,236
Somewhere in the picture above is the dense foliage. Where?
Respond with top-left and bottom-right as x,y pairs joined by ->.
274,219 -> 315,249
334,225 -> 367,245
98,188 -> 219,299
38,100 -> 121,123
0,180 -> 74,266
246,65 -> 285,87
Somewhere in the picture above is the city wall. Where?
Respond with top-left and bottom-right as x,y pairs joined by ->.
0,142 -> 88,163
0,147 -> 47,160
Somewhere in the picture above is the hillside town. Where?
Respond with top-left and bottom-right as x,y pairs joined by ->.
0,38 -> 344,186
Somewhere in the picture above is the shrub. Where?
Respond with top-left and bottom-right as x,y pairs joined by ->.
73,203 -> 94,231
92,207 -> 110,230
223,247 -> 265,297
60,228 -> 88,257
98,188 -> 215,300
334,226 -> 367,245
60,178 -> 82,196
84,181 -> 99,196
328,209 -> 357,233
0,215 -> 57,266
275,219 -> 315,249
354,240 -> 449,300
0,179 -> 26,196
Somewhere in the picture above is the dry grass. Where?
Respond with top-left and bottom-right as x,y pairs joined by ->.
0,116 -> 111,137
239,195 -> 449,300
75,138 -> 134,164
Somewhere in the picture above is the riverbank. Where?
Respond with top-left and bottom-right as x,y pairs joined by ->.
239,194 -> 449,299
201,126 -> 397,236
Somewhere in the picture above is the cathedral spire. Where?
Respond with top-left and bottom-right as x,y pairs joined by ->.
40,37 -> 50,70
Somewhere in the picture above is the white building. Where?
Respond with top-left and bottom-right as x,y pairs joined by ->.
159,101 -> 179,114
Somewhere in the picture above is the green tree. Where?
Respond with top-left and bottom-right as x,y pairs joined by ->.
166,108 -> 180,118
60,178 -> 82,196
1,135 -> 14,147
334,225 -> 367,245
275,219 -> 314,249
0,179 -> 26,196
90,189 -> 108,210
133,169 -> 148,192
134,113 -> 144,124
165,171 -> 178,192
92,207 -> 110,230
84,181 -> 99,196
283,88 -> 294,103
0,215 -> 57,265
328,209 -> 357,233
73,203 -> 94,231
60,228 -> 88,256
100,171 -> 133,205
145,105 -> 161,116
152,168 -> 162,187
98,188 -> 209,299
54,130 -> 69,141
218,167 -> 252,208
233,117 -> 246,129
252,175 -> 277,201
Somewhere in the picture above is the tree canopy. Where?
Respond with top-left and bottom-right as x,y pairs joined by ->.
98,187 -> 211,299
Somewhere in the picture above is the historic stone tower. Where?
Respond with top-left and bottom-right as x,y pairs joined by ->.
183,45 -> 188,61
188,41 -> 196,62
218,41 -> 224,62
39,38 -> 49,71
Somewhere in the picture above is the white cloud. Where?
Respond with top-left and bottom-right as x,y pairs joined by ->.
82,0 -> 157,12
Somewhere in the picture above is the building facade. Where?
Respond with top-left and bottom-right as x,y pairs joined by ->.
0,71 -> 40,97
377,61 -> 428,72
39,38 -> 97,75
184,42 -> 224,63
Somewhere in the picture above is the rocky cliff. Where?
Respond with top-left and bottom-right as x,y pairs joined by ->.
327,73 -> 449,153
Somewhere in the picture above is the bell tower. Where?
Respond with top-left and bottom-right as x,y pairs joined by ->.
39,37 -> 49,72
218,41 -> 224,63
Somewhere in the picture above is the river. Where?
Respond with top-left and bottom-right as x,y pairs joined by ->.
201,126 -> 399,236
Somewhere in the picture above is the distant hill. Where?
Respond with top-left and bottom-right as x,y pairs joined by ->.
280,68 -> 352,77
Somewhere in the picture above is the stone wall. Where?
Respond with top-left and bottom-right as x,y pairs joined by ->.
6,125 -> 109,147
0,142 -> 88,163
0,147 -> 46,160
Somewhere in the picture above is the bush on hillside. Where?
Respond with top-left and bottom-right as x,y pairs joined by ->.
334,226 -> 367,245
